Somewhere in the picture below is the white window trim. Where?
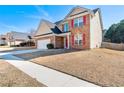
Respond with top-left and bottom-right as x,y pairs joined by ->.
74,33 -> 83,45
74,17 -> 84,27
64,22 -> 69,32
74,18 -> 79,27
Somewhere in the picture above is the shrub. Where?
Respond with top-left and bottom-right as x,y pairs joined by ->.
20,41 -> 35,47
0,44 -> 6,46
27,41 -> 35,46
20,42 -> 26,47
47,43 -> 54,49
10,45 -> 19,47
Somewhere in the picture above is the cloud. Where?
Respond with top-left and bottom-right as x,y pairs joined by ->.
16,11 -> 25,14
26,15 -> 42,20
0,22 -> 18,30
26,5 -> 53,21
34,6 -> 49,17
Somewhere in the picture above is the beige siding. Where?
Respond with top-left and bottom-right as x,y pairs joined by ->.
66,7 -> 88,18
90,11 -> 102,48
36,21 -> 52,36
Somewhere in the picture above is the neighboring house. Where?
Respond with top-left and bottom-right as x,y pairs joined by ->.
34,6 -> 103,49
0,35 -> 7,45
6,31 -> 30,46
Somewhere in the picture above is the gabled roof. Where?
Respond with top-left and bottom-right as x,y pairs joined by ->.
35,19 -> 62,36
35,6 -> 102,37
42,19 -> 55,28
6,31 -> 29,41
51,26 -> 62,34
92,8 -> 99,14
41,19 -> 62,34
93,8 -> 103,30
54,20 -> 63,26
9,31 -> 29,34
0,35 -> 6,39
64,6 -> 91,20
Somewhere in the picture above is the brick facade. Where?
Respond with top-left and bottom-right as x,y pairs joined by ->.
55,36 -> 64,48
35,35 -> 65,49
35,6 -> 102,49
70,14 -> 90,49
60,14 -> 90,49
35,14 -> 91,50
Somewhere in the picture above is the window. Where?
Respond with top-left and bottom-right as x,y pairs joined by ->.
79,17 -> 83,27
74,33 -> 82,45
74,18 -> 78,28
64,23 -> 69,32
74,17 -> 84,28
74,34 -> 78,45
78,34 -> 82,45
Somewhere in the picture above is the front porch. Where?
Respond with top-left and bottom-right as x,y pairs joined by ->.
55,32 -> 70,49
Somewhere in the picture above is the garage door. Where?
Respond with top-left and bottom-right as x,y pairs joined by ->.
37,39 -> 50,49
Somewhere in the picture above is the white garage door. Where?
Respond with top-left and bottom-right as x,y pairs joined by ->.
37,39 -> 50,49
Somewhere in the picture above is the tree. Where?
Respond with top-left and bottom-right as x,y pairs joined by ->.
29,29 -> 36,37
105,24 -> 117,41
27,35 -> 32,46
113,21 -> 124,43
104,19 -> 124,43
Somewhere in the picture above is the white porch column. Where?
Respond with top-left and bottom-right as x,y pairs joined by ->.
54,35 -> 56,48
67,34 -> 70,49
64,37 -> 66,49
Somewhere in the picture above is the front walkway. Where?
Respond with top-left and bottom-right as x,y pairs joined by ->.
1,49 -> 99,87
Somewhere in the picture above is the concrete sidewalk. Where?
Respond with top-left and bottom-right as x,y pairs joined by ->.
1,50 -> 99,87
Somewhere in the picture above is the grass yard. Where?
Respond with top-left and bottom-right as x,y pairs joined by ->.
0,60 -> 45,87
15,48 -> 124,87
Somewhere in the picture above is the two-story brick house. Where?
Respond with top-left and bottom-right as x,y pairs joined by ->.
34,6 -> 103,49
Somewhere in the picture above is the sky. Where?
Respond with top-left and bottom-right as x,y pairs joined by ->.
0,5 -> 124,35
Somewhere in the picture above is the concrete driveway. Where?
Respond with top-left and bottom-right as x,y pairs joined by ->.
0,47 -> 14,52
0,49 -> 99,87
